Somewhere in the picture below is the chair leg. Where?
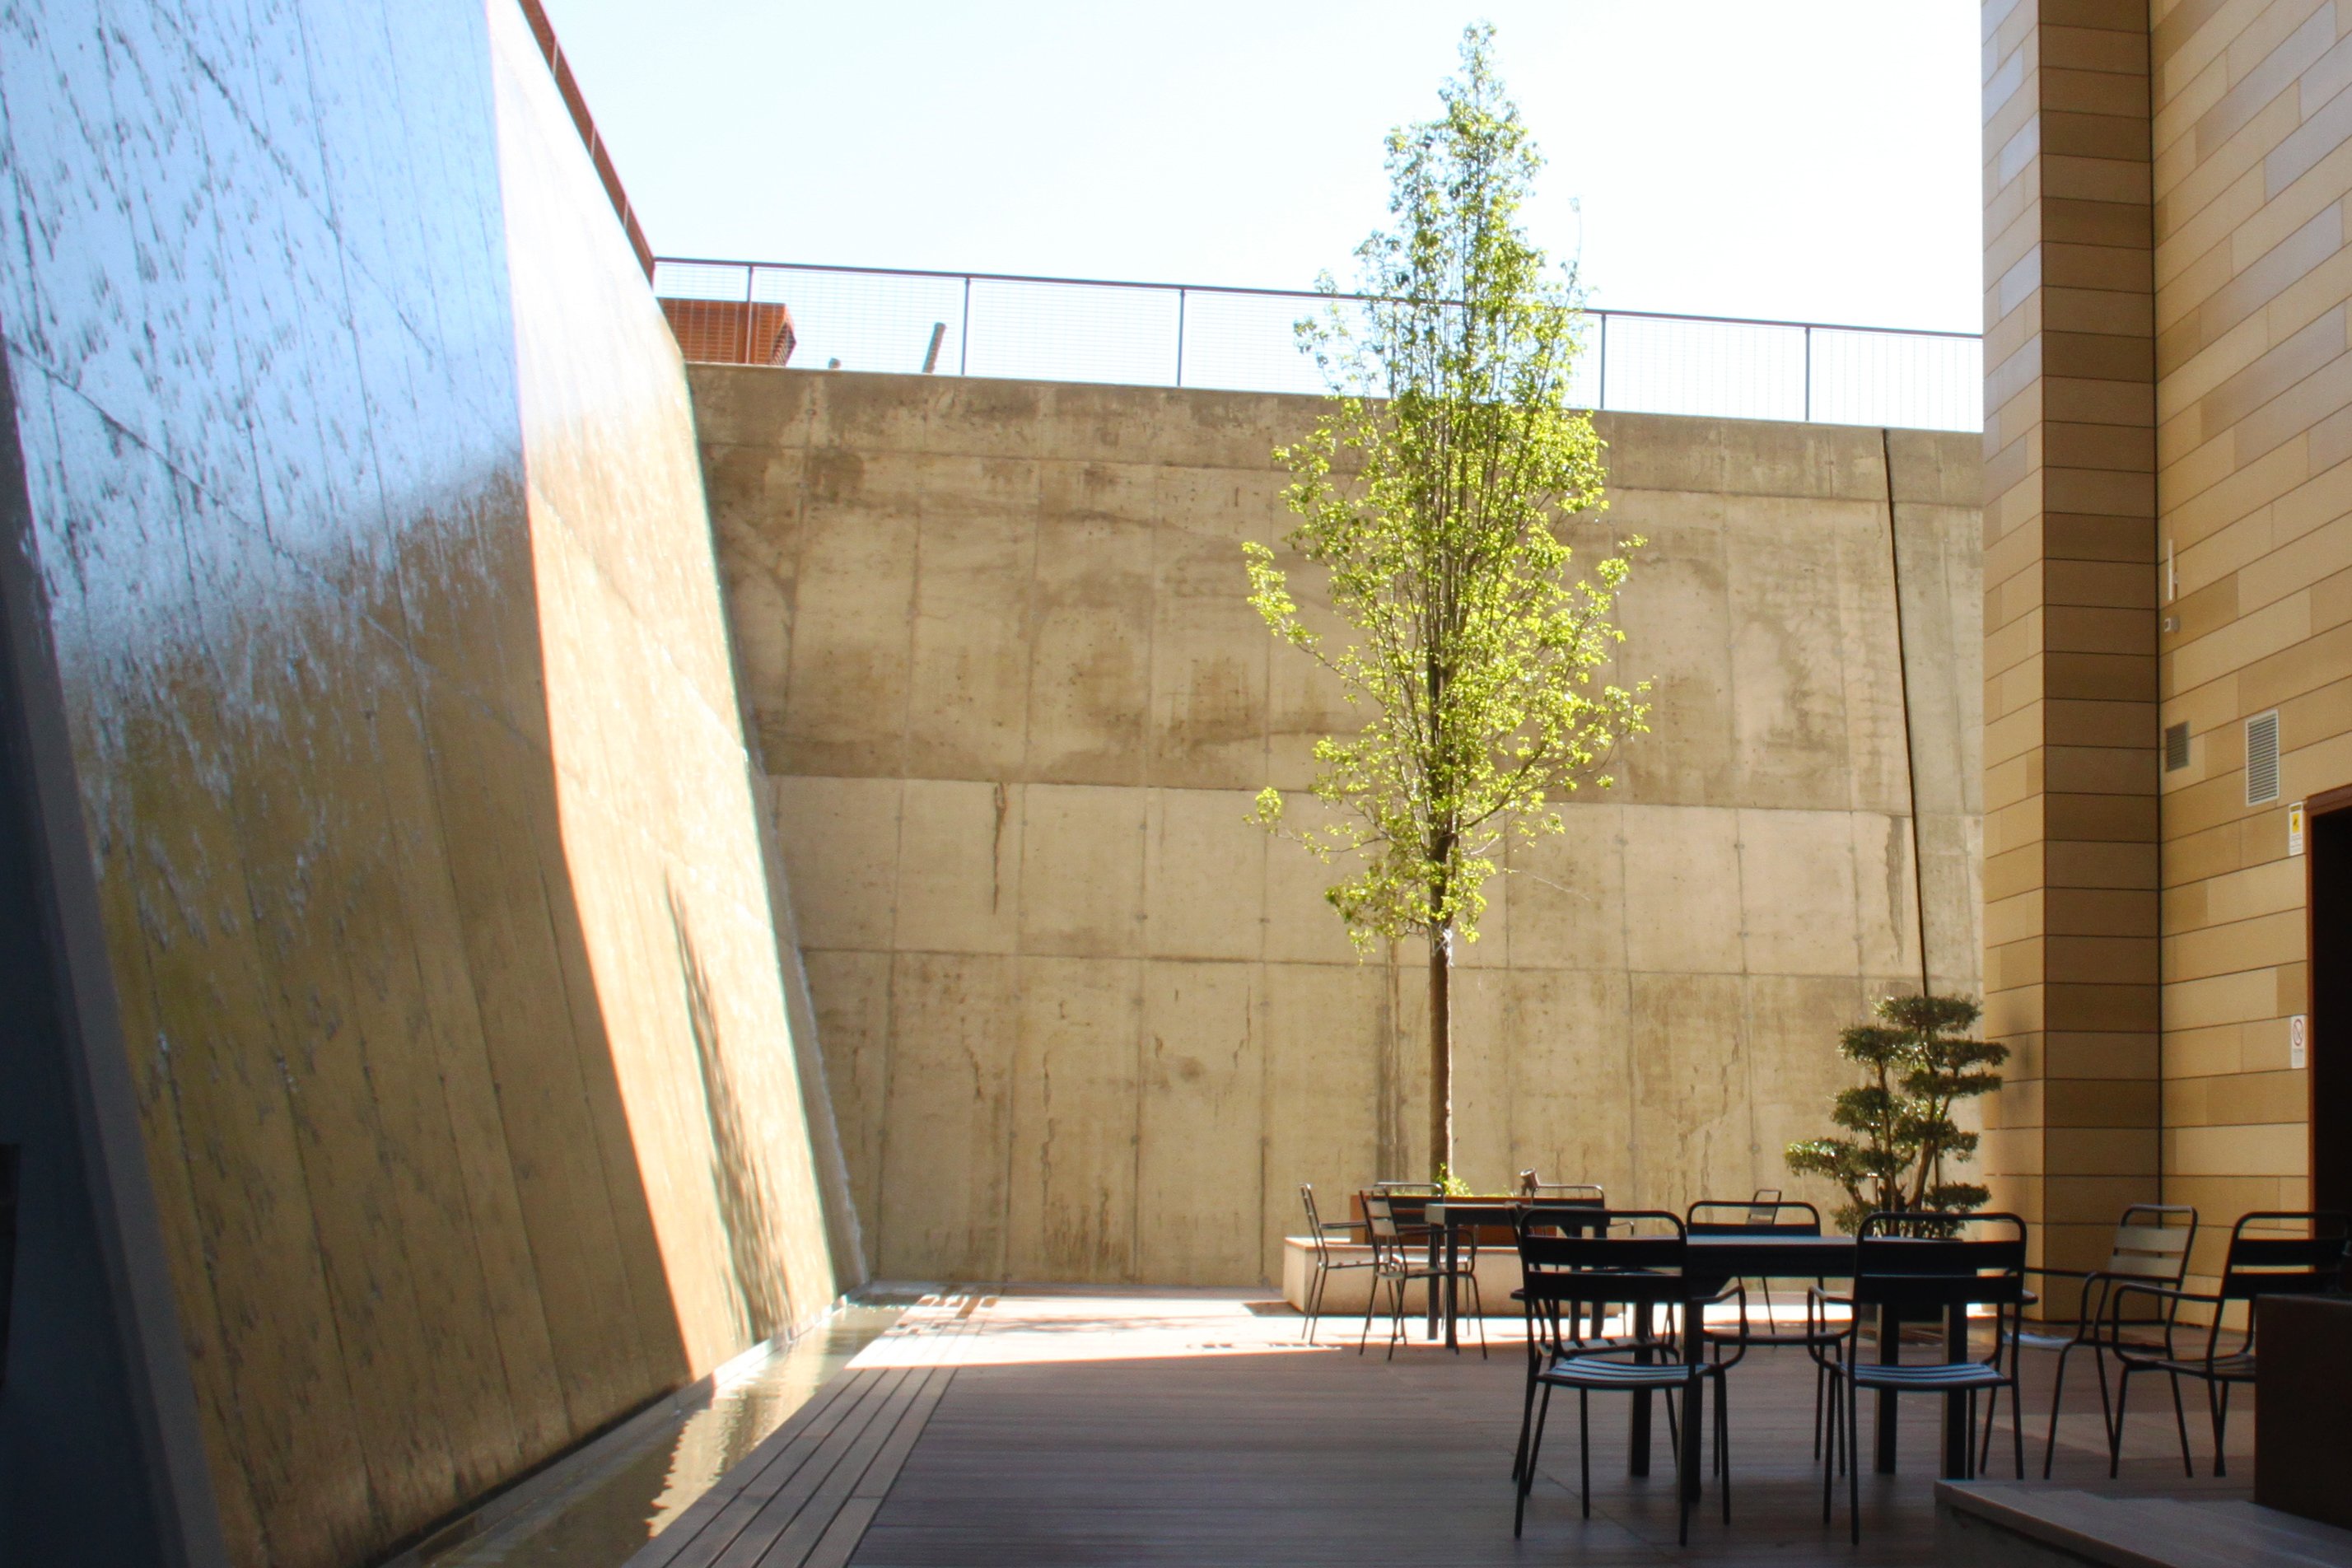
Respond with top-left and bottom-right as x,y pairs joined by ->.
1822,1371 -> 1838,1525
1675,1386 -> 1692,1547
1512,1360 -> 1539,1482
1812,1360 -> 1826,1460
2012,1374 -> 2026,1479
1358,1272 -> 1379,1356
1515,1383 -> 1551,1538
1304,1264 -> 1323,1346
1846,1374 -> 1861,1545
2209,1380 -> 2228,1479
1976,1388 -> 1993,1477
2108,1366 -> 2132,1479
2042,1342 -> 2073,1479
2166,1371 -> 2193,1478
1715,1373 -> 1731,1524
1577,1389 -> 1589,1519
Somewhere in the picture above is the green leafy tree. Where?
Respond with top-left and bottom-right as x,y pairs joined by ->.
1244,26 -> 1649,1183
1785,993 -> 2008,1234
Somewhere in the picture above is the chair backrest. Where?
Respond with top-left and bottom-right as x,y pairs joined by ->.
1300,1183 -> 1334,1262
1360,1193 -> 1409,1243
1515,1210 -> 1693,1310
2215,1211 -> 2351,1300
1747,1188 -> 1784,1225
1518,1170 -> 1605,1202
1851,1211 -> 2028,1311
1687,1197 -> 1822,1236
2098,1203 -> 2196,1285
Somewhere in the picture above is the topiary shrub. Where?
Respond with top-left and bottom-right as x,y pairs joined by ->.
1785,993 -> 2007,1234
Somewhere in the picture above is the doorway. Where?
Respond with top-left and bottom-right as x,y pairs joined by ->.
2312,786 -> 2352,1214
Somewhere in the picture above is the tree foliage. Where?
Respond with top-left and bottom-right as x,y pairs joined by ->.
1785,993 -> 2008,1234
1244,25 -> 1649,1177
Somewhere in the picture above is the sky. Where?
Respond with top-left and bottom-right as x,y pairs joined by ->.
539,1 -> 1980,334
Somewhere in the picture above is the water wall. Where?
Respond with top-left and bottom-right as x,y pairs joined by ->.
0,2 -> 853,1562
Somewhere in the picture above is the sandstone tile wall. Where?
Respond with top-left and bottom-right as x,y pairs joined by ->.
1979,0 -> 2167,1290
1983,0 -> 2352,1296
2148,0 -> 2352,1274
0,2 -> 850,1561
696,367 -> 1984,1286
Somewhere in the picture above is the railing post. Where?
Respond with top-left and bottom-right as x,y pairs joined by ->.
1175,287 -> 1187,387
742,263 -> 755,365
959,275 -> 971,376
1804,323 -> 1813,422
1597,311 -> 1608,411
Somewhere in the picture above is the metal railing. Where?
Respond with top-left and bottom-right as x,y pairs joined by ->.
654,258 -> 1982,432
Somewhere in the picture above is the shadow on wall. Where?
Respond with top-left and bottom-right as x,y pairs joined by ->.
671,884 -> 796,1346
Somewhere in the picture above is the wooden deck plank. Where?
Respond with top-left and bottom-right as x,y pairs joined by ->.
727,1365 -> 944,1566
627,1298 -> 976,1568
663,1369 -> 919,1568
630,1369 -> 879,1567
835,1288 -> 2258,1568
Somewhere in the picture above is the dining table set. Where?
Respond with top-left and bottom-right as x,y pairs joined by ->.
1300,1178 -> 2351,1546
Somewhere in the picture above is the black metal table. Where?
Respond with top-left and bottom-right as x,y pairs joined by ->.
1683,1233 -> 1973,1491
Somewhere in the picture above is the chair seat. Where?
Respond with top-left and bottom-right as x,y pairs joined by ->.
2120,1351 -> 2257,1381
1538,1355 -> 1717,1392
1703,1323 -> 1841,1349
1844,1360 -> 2007,1393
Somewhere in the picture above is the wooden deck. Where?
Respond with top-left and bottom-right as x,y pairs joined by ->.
626,1286 -> 2254,1567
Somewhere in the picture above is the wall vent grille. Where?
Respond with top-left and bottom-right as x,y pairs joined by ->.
2246,710 -> 2281,805
2164,722 -> 2190,772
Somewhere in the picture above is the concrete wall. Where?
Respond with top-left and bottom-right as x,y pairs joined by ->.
693,366 -> 1983,1286
0,2 -> 852,1562
1981,0 -> 2352,1294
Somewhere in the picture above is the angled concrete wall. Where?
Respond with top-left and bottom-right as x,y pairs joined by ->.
693,367 -> 1983,1286
0,2 -> 852,1562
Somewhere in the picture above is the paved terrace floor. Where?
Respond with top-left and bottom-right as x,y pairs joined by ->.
627,1286 -> 2256,1568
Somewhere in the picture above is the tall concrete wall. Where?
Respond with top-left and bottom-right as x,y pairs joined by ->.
0,2 -> 852,1562
693,367 -> 1983,1286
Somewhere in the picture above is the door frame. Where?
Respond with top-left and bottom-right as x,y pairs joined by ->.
2304,782 -> 2352,1211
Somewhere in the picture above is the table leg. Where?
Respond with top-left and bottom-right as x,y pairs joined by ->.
1941,1304 -> 1970,1478
1682,1308 -> 1706,1505
1630,1300 -> 1654,1476
1425,1225 -> 1440,1341
1443,1220 -> 1459,1351
1875,1304 -> 1901,1474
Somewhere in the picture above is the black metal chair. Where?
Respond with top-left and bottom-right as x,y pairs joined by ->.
2004,1202 -> 2196,1477
1687,1198 -> 1841,1458
2107,1209 -> 2349,1478
1358,1193 -> 1486,1360
1809,1211 -> 2031,1544
1297,1183 -> 1375,1346
1510,1210 -> 1729,1546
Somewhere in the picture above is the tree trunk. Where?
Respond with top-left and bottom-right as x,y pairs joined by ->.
1428,922 -> 1454,1183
